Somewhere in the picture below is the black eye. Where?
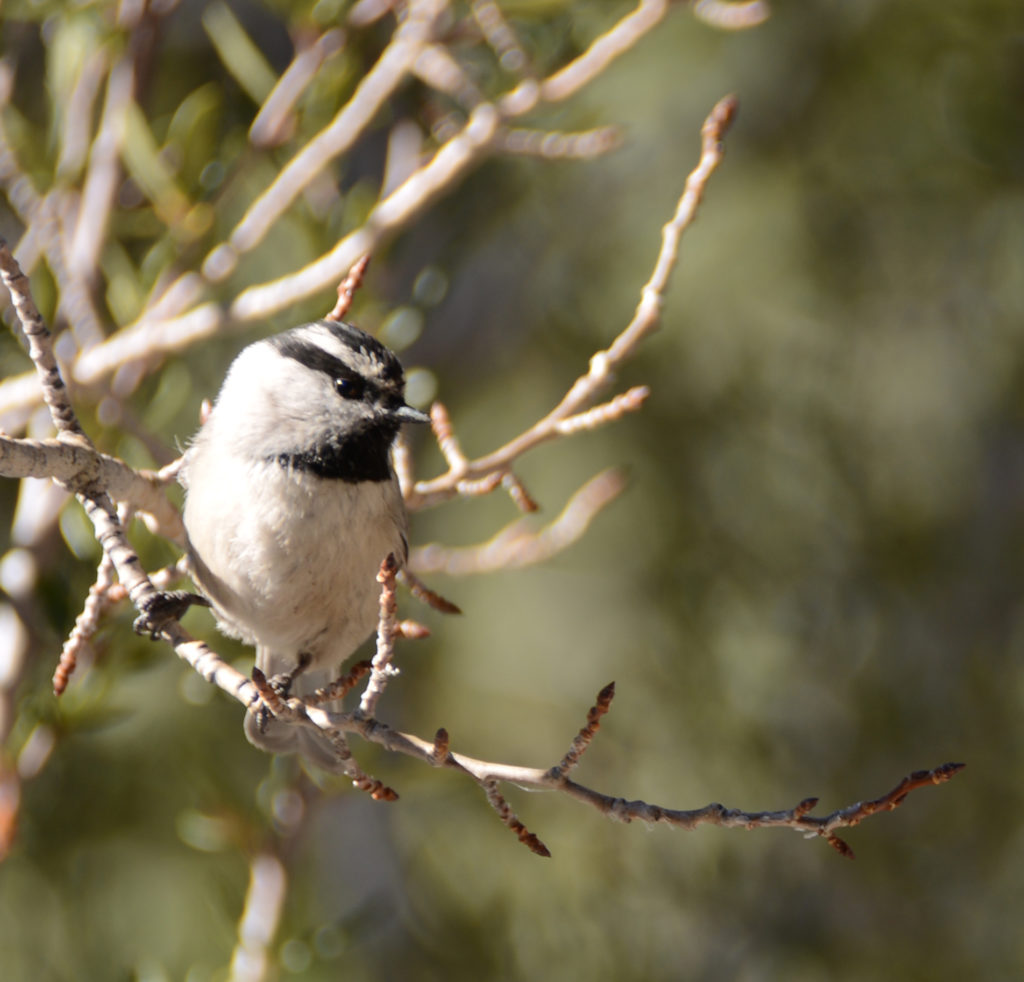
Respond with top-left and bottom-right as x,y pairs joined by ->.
334,376 -> 362,399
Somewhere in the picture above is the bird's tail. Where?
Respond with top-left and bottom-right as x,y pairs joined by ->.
244,653 -> 349,773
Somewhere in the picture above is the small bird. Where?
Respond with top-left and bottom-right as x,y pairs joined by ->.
180,319 -> 429,769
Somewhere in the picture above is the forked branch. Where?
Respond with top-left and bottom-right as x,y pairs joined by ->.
173,614 -> 967,859
0,78 -> 963,861
405,95 -> 738,514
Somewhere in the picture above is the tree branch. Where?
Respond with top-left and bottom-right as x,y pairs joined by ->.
0,2 -> 964,867
0,435 -> 183,540
228,853 -> 287,982
406,94 -> 738,512
0,240 -> 168,624
0,0 -> 711,418
160,616 -> 966,858
409,469 -> 628,575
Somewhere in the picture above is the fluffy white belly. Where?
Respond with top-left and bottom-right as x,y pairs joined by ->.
184,454 -> 406,666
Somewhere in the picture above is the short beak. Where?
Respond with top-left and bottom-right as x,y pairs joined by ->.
390,402 -> 430,425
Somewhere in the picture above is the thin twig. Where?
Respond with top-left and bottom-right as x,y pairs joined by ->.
482,778 -> 551,857
205,0 -> 449,279
429,401 -> 469,475
409,468 -> 627,575
470,0 -> 531,76
501,472 -> 538,514
497,125 -> 621,159
550,681 -> 616,779
413,44 -> 484,108
693,0 -> 771,31
358,554 -> 401,717
0,0 -> 737,418
0,242 -> 85,438
68,54 -> 135,284
228,853 -> 287,982
249,29 -> 346,148
0,99 -> 108,350
251,666 -> 399,800
0,241 -> 165,631
398,567 -> 462,614
149,619 -> 966,860
325,255 -> 371,322
305,660 -> 373,706
53,548 -> 121,695
532,0 -> 669,106
348,0 -> 399,27
407,95 -> 738,510
0,435 -> 184,541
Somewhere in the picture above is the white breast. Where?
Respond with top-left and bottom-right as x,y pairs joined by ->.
183,447 -> 407,669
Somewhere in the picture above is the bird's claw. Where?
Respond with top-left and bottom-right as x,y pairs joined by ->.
266,652 -> 312,699
133,590 -> 211,640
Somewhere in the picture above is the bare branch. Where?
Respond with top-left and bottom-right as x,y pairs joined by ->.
228,853 -> 287,982
325,255 -> 371,323
0,8 -> 964,868
230,1 -> 677,323
249,30 -> 347,149
399,567 -> 462,614
0,241 -> 85,438
497,125 -> 622,160
348,0 -> 399,28
0,241 -> 166,621
552,386 -> 650,436
229,101 -> 502,323
53,548 -> 122,695
392,431 -> 416,498
0,436 -> 183,540
0,0 -> 746,423
551,681 -> 616,779
429,401 -> 469,475
0,87 -> 108,351
358,554 -> 402,717
69,300 -> 223,390
250,666 -> 399,801
482,778 -> 551,857
68,55 -> 135,284
407,95 -> 738,511
470,0 -> 531,76
532,0 -> 669,106
412,44 -> 484,108
205,0 -> 450,281
149,609 -> 964,859
692,0 -> 771,31
410,469 -> 627,575
56,46 -> 110,180
346,706 -> 965,858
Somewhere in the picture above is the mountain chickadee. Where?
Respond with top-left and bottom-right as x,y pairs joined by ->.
180,319 -> 429,770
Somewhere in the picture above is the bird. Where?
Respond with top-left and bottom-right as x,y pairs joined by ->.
179,319 -> 429,770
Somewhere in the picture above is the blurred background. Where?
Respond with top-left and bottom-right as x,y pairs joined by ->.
1,0 -> 1023,979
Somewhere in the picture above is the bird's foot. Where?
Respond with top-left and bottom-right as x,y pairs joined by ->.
133,590 -> 211,640
266,652 -> 312,699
